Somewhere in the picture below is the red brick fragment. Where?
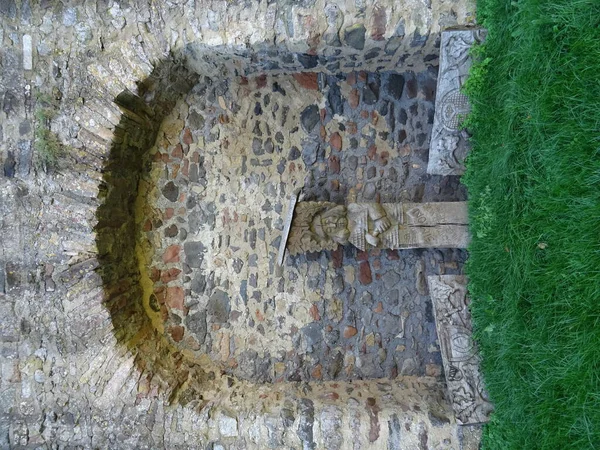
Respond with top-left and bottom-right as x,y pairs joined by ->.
330,132 -> 342,151
256,74 -> 267,88
171,144 -> 183,159
162,245 -> 180,263
344,326 -> 358,338
169,326 -> 184,342
328,155 -> 340,174
293,72 -> 318,90
309,304 -> 321,321
332,247 -> 343,268
347,72 -> 357,85
166,286 -> 185,310
367,144 -> 377,160
161,268 -> 182,283
349,89 -> 360,108
359,261 -> 372,285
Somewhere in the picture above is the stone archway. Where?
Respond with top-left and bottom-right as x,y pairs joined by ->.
0,1 -> 481,448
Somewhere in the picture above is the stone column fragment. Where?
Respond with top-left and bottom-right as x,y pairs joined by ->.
427,275 -> 493,425
428,29 -> 486,176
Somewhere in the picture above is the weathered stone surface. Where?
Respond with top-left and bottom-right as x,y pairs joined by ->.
428,275 -> 494,424
428,29 -> 486,176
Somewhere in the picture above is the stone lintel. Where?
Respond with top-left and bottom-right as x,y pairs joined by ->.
428,275 -> 493,425
427,29 -> 486,176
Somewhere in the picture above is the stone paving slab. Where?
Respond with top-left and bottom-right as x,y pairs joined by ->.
428,275 -> 493,424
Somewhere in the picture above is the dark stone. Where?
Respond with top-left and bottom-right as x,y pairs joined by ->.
232,258 -> 244,274
363,182 -> 376,200
240,280 -> 248,304
411,30 -> 429,48
185,311 -> 207,343
186,195 -> 197,210
296,399 -> 315,448
188,111 -> 205,129
281,408 -> 295,428
275,131 -> 284,144
300,105 -> 320,133
189,163 -> 200,182
207,289 -> 230,323
277,159 -> 286,174
289,146 -> 301,160
385,74 -> 405,100
3,151 -> 15,177
367,166 -> 376,179
165,224 -> 178,238
344,24 -> 366,50
328,351 -> 344,378
190,273 -> 206,294
388,414 -> 402,449
184,241 -> 205,268
296,53 -> 319,69
419,74 -> 437,101
264,138 -> 274,154
327,82 -> 343,116
19,120 -> 31,136
254,102 -> 263,115
398,108 -> 408,125
301,141 -> 320,166
302,323 -> 322,351
377,101 -> 389,116
161,181 -> 179,202
252,137 -> 264,155
365,49 -> 380,60
0,0 -> 16,19
362,84 -> 378,105
348,155 -> 358,170
273,82 -> 287,96
384,36 -> 403,55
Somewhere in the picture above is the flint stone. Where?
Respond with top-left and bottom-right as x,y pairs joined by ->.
297,53 -> 318,69
300,105 -> 320,133
362,83 -> 378,105
185,311 -> 207,343
208,289 -> 230,323
162,181 -> 179,202
184,241 -> 205,268
344,24 -> 366,50
385,74 -> 405,100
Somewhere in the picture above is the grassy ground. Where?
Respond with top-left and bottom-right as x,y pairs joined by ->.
462,0 -> 600,448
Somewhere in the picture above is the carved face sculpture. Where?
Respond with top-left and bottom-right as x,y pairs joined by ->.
311,206 -> 350,244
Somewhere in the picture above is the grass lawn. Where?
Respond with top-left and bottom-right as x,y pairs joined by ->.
462,0 -> 600,448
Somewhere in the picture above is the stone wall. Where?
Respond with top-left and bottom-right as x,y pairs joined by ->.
0,0 -> 476,448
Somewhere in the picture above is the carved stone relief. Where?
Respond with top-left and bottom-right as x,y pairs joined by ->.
428,275 -> 493,424
427,29 -> 486,176
285,201 -> 469,255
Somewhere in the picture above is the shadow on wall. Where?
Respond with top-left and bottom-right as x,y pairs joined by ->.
95,54 -> 212,406
94,34 -> 444,405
